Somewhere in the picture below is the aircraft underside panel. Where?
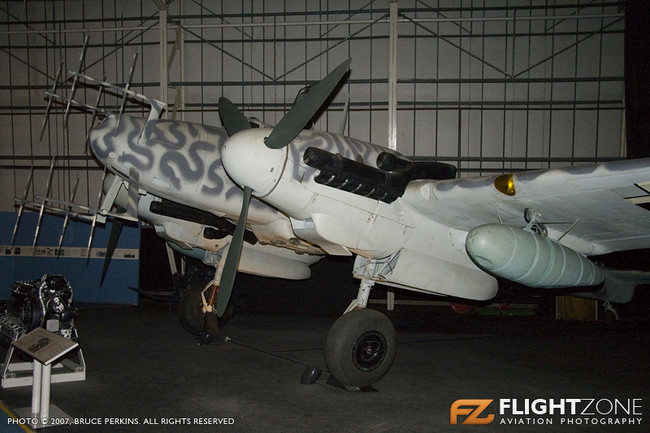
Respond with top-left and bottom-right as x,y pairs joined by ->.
354,249 -> 498,301
168,241 -> 318,281
235,244 -> 316,280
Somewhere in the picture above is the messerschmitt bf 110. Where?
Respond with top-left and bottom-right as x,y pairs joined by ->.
14,40 -> 650,388
13,38 -> 324,342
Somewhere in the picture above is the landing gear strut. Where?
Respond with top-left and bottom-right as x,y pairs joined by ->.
178,279 -> 231,341
324,278 -> 396,388
178,257 -> 233,343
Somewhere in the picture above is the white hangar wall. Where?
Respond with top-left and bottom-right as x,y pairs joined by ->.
0,0 -> 624,211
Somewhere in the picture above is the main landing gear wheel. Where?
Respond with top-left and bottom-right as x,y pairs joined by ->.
178,280 -> 233,337
325,308 -> 396,388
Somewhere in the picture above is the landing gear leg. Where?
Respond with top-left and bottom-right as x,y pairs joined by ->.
344,278 -> 374,313
197,280 -> 224,345
324,277 -> 397,389
178,254 -> 232,344
178,278 -> 227,344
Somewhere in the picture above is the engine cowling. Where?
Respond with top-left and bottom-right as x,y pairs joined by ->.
465,224 -> 604,288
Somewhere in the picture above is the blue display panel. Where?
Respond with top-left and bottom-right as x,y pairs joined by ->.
0,212 -> 139,303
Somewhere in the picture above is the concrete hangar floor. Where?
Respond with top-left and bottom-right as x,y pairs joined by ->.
0,295 -> 648,433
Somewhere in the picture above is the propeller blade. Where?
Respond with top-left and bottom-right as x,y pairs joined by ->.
216,186 -> 252,317
264,58 -> 351,149
126,167 -> 140,219
218,97 -> 251,136
101,219 -> 123,286
87,168 -> 108,260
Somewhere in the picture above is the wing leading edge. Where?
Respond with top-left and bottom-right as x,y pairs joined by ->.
402,158 -> 650,256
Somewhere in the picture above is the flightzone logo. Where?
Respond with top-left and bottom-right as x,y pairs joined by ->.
450,400 -> 494,425
450,398 -> 644,426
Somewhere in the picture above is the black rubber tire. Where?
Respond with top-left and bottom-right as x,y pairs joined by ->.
178,280 -> 209,336
325,308 -> 396,388
177,281 -> 231,337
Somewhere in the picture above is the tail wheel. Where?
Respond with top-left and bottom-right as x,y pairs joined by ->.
325,308 -> 396,388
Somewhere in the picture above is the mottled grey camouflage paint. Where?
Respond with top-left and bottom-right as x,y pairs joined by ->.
91,114 -> 399,195
90,115 -> 273,218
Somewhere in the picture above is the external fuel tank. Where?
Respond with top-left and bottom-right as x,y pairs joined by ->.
465,224 -> 604,288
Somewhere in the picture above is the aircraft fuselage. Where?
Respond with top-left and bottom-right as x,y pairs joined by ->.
221,127 -> 500,301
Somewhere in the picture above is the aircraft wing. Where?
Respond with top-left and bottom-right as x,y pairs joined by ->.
402,157 -> 650,256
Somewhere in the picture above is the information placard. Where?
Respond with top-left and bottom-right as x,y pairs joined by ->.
12,328 -> 78,366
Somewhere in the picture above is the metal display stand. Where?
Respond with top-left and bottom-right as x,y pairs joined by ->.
11,328 -> 79,429
1,315 -> 85,389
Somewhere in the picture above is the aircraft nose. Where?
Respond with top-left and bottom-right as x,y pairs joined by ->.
222,128 -> 287,197
88,115 -> 118,161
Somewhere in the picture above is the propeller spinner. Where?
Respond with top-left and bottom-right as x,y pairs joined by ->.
215,59 -> 351,317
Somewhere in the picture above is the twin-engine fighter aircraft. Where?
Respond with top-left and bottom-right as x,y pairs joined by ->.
13,40 -> 324,342
216,59 -> 650,387
16,47 -> 650,388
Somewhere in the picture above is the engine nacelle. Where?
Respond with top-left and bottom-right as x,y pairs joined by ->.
465,224 -> 604,288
